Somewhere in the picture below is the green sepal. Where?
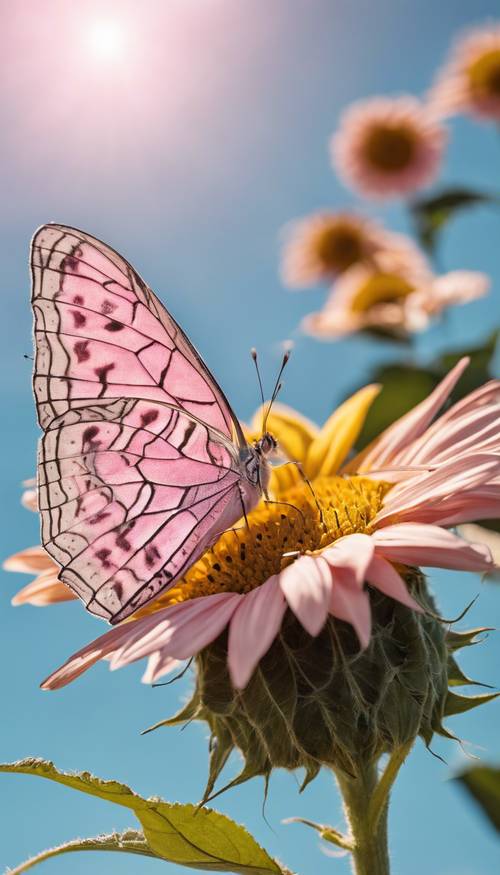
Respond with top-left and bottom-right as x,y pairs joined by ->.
282,817 -> 353,851
0,759 -> 284,875
455,765 -> 500,832
446,654 -> 494,689
444,691 -> 499,717
445,627 -> 493,652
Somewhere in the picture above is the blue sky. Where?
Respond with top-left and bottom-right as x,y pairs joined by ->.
1,1 -> 499,873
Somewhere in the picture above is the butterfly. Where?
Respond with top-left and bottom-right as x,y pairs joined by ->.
31,224 -> 282,624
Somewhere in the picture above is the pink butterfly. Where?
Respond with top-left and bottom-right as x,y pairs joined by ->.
31,224 -> 280,624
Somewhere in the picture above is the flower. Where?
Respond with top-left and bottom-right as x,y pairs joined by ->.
37,357 -> 498,695
429,24 -> 500,121
302,263 -> 489,340
280,212 -> 431,290
331,96 -> 447,199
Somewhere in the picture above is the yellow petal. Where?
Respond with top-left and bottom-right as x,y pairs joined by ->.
305,384 -> 381,478
250,402 -> 319,462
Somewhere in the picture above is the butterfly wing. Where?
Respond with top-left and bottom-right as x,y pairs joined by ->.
31,224 -> 254,623
31,224 -> 245,443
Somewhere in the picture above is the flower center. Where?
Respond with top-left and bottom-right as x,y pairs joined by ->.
467,49 -> 500,99
350,272 -> 414,313
362,123 -> 417,172
141,476 -> 388,612
315,224 -> 365,272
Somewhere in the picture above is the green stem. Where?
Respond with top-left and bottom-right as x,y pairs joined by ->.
335,762 -> 390,875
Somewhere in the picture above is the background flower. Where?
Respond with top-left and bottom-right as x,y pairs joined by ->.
331,96 -> 447,199
429,24 -> 500,120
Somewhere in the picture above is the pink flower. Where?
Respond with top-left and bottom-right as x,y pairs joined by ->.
280,211 -> 431,290
302,263 -> 489,340
429,24 -> 500,121
331,96 -> 447,199
40,358 -> 499,693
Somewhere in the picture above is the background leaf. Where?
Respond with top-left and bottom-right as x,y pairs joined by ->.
456,766 -> 500,833
352,331 -> 499,452
0,759 -> 284,875
411,187 -> 499,254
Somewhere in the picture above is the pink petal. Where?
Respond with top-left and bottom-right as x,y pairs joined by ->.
228,576 -> 287,689
372,523 -> 494,572
141,651 -> 181,684
12,572 -> 77,606
113,592 -> 241,666
358,357 -> 469,471
3,545 -> 55,574
376,454 -> 500,527
365,554 -> 422,611
279,555 -> 332,635
329,577 -> 372,648
321,533 -> 375,585
42,592 -> 240,690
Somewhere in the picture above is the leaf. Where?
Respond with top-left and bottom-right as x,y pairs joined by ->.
447,655 -> 493,689
282,817 -> 352,851
445,627 -> 493,652
411,187 -> 499,253
444,690 -> 498,717
0,759 -> 283,875
7,830 -> 155,875
456,765 -> 500,832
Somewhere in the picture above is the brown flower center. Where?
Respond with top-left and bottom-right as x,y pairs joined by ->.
350,272 -> 415,313
468,49 -> 500,99
315,224 -> 365,273
362,123 -> 417,172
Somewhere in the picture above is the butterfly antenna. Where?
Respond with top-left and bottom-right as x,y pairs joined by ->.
250,349 -> 266,431
262,349 -> 291,433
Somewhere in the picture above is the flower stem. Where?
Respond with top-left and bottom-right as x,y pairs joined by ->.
335,762 -> 390,875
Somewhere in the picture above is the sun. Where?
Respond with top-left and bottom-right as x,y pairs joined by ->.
85,19 -> 128,62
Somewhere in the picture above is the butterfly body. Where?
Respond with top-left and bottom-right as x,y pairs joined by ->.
31,224 -> 277,623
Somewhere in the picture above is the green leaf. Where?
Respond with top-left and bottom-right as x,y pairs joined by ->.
456,765 -> 500,832
7,830 -> 156,875
444,690 -> 498,717
411,187 -> 499,253
447,655 -> 493,689
282,817 -> 352,851
0,759 -> 284,875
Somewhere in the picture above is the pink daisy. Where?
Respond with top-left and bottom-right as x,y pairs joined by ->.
429,24 -> 500,121
331,96 -> 447,199
302,264 -> 489,340
38,358 -> 498,692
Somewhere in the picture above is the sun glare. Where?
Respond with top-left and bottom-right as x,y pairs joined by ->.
86,19 -> 128,61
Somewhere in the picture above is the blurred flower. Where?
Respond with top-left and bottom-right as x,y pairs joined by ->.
429,24 -> 500,121
38,359 -> 498,694
280,211 -> 431,289
331,97 -> 447,199
302,263 -> 489,340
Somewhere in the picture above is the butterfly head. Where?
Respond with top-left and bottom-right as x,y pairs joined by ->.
254,431 -> 278,457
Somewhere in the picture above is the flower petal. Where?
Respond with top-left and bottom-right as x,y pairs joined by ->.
12,571 -> 76,606
329,577 -> 372,648
347,357 -> 469,473
279,555 -> 332,636
228,576 -> 287,689
141,651 -> 182,685
372,523 -> 494,572
3,545 -> 55,574
306,385 -> 381,478
365,554 -> 422,611
321,533 -> 375,586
